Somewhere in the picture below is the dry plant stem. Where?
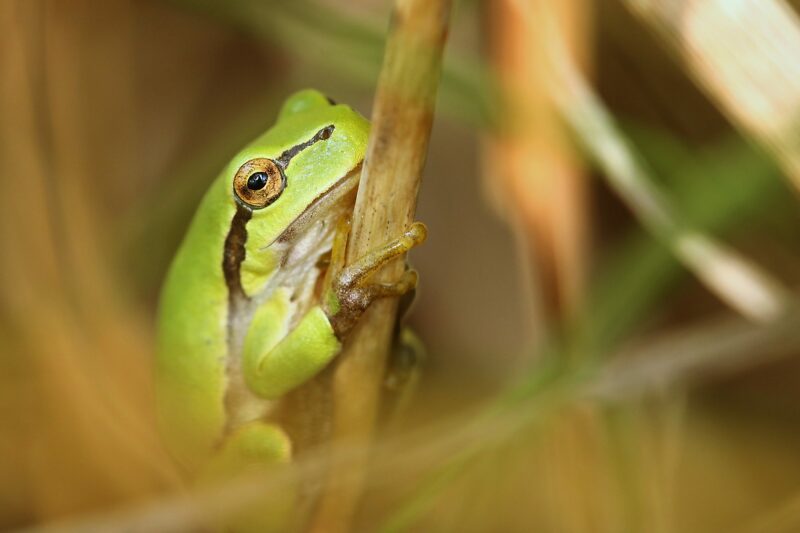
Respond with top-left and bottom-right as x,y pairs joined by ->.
309,1 -> 451,531
484,4 -> 605,529
585,310 -> 800,401
623,0 -> 800,195
484,0 -> 591,334
513,0 -> 792,323
551,67 -> 791,322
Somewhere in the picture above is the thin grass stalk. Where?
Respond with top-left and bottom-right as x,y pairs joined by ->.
482,0 -> 591,336
520,0 -> 792,323
623,0 -> 800,196
309,1 -> 452,531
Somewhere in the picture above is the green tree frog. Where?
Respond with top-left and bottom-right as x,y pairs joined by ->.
155,89 -> 425,480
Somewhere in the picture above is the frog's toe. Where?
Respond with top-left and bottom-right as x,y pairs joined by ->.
403,222 -> 427,247
351,269 -> 418,302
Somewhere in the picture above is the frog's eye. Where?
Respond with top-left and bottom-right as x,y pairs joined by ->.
233,158 -> 286,209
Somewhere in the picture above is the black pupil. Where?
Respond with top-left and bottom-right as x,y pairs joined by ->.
247,172 -> 269,190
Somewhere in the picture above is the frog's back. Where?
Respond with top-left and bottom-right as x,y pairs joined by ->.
156,174 -> 234,471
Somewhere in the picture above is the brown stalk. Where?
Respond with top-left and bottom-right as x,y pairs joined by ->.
484,3 -> 610,531
309,1 -> 452,531
483,0 -> 592,334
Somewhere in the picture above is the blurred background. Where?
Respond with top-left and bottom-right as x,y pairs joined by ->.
3,0 -> 800,531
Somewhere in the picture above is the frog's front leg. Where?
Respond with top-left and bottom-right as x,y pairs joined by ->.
242,221 -> 426,400
324,220 -> 427,338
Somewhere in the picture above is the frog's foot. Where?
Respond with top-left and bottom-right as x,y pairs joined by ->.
325,222 -> 426,338
200,422 -> 296,532
202,422 -> 291,479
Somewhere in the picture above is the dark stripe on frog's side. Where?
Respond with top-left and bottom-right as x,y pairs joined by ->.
221,203 -> 253,439
223,203 -> 253,310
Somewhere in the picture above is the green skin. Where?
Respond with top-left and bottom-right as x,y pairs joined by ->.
156,89 -> 424,479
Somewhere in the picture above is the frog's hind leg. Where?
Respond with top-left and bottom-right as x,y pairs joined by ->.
382,327 -> 426,427
381,283 -> 426,427
201,422 -> 296,532
206,422 -> 291,474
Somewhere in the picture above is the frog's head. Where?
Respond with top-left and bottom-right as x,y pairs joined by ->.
276,89 -> 338,120
225,89 -> 370,293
